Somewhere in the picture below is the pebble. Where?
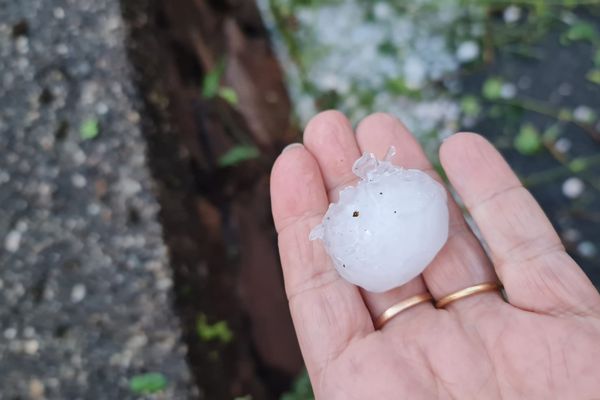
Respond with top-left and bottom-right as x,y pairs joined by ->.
71,173 -> 87,188
70,284 -> 87,303
4,230 -> 22,252
4,327 -> 17,340
24,340 -> 40,355
23,326 -> 36,338
562,177 -> 585,199
29,379 -> 45,399
15,37 -> 29,54
53,7 -> 65,19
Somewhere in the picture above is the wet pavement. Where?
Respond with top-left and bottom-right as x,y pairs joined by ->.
0,0 -> 195,398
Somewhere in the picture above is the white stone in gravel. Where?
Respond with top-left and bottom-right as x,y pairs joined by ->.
23,326 -> 36,338
24,340 -> 40,355
4,230 -> 22,252
53,7 -> 65,19
70,284 -> 87,303
120,177 -> 142,196
71,173 -> 87,188
562,177 -> 584,199
456,41 -> 479,62
310,148 -> 449,293
15,37 -> 29,54
4,327 -> 17,340
29,378 -> 45,399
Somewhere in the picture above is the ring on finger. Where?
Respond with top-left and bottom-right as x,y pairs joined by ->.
435,282 -> 501,309
374,293 -> 433,329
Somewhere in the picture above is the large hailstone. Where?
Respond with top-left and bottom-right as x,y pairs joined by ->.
309,148 -> 449,293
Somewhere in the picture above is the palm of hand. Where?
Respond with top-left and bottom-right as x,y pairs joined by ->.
271,112 -> 600,399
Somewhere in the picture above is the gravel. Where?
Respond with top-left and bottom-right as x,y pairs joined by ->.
0,0 -> 196,398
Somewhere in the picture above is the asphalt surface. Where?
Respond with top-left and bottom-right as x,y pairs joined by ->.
0,0 -> 196,398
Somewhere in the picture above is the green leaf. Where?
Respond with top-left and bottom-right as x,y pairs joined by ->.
563,21 -> 598,43
218,87 -> 239,105
514,123 -> 542,155
586,69 -> 600,85
129,373 -> 167,394
482,78 -> 503,100
196,313 -> 234,343
542,124 -> 561,143
377,40 -> 396,56
460,96 -> 481,118
202,64 -> 224,98
218,145 -> 260,167
569,158 -> 588,173
558,108 -> 573,122
594,49 -> 600,67
385,78 -> 421,99
280,369 -> 314,400
80,118 -> 99,140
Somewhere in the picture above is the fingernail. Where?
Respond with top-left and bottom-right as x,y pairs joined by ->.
282,143 -> 303,153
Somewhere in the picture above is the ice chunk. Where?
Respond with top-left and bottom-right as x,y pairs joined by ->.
310,147 -> 449,293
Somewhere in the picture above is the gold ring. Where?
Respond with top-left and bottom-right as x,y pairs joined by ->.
374,293 -> 433,329
435,282 -> 500,308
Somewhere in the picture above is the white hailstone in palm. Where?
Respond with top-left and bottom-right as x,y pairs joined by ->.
310,148 -> 449,293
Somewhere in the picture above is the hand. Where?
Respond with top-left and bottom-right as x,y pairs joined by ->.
270,111 -> 600,399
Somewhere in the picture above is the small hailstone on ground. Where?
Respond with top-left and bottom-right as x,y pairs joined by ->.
562,177 -> 584,199
310,147 -> 449,293
503,6 -> 521,23
577,241 -> 597,258
456,41 -> 479,63
573,105 -> 595,124
554,137 -> 571,153
500,83 -> 517,99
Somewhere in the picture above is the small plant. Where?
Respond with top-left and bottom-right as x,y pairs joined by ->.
218,145 -> 260,167
514,123 -> 542,155
80,118 -> 99,140
482,77 -> 504,100
129,372 -> 167,394
280,369 -> 313,400
202,62 -> 239,105
196,313 -> 234,343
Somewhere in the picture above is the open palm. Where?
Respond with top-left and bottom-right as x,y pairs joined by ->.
270,112 -> 600,399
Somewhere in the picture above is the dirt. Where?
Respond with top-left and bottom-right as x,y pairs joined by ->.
120,0 -> 302,398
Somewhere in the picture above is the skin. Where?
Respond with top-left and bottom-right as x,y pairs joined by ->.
270,111 -> 600,399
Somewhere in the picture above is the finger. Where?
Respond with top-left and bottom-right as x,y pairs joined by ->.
304,111 -> 432,328
440,133 -> 600,316
303,110 -> 361,200
356,113 -> 502,314
271,144 -> 372,380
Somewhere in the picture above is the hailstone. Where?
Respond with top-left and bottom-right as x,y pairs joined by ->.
309,147 -> 449,293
